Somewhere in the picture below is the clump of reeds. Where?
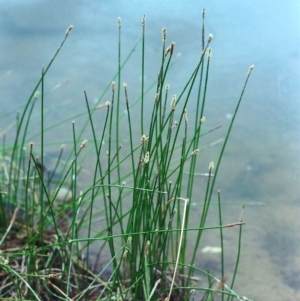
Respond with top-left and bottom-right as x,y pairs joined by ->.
0,10 -> 254,301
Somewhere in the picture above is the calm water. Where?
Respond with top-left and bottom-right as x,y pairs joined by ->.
1,1 -> 300,300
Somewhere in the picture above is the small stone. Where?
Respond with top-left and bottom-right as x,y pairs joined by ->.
202,246 -> 222,254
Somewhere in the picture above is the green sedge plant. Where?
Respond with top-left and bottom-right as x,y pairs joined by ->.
0,11 -> 254,301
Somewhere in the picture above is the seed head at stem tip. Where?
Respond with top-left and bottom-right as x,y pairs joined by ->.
65,25 -> 73,37
247,65 -> 254,76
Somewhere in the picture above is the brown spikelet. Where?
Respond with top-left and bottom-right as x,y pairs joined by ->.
164,42 -> 175,57
80,140 -> 88,149
142,14 -> 146,29
247,65 -> 254,76
162,27 -> 167,42
65,25 -> 73,37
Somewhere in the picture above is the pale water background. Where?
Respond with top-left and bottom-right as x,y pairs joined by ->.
0,1 -> 300,300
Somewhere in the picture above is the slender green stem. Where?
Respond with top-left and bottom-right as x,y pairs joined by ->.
116,18 -> 122,185
84,90 -> 108,275
39,66 -> 45,256
228,216 -> 243,301
66,120 -> 78,297
141,15 -> 146,135
218,188 -> 225,301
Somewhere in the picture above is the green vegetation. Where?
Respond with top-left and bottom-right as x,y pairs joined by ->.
0,11 -> 253,301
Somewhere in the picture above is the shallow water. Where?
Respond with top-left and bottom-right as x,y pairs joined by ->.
1,1 -> 300,300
